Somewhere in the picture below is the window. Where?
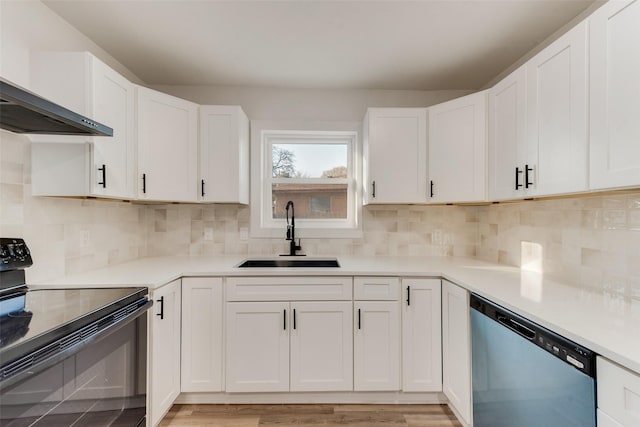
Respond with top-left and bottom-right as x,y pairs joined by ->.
251,124 -> 361,238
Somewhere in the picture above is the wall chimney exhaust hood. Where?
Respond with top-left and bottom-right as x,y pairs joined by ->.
0,79 -> 113,137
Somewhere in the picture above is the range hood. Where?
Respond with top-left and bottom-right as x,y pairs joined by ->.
0,79 -> 113,137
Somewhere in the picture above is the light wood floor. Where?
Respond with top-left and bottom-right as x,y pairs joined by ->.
159,404 -> 463,427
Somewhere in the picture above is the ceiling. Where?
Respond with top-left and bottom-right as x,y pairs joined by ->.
43,0 -> 597,91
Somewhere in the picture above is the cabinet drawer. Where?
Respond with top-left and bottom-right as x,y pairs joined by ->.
597,357 -> 640,426
226,277 -> 353,301
354,277 -> 400,300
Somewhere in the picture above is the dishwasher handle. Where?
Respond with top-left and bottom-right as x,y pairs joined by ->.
497,313 -> 536,340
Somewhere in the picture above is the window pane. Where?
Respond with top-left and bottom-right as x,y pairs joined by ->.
272,184 -> 348,219
272,143 -> 348,178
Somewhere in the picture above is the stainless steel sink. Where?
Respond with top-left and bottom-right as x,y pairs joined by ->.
237,258 -> 340,268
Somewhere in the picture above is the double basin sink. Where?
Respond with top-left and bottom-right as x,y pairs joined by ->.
237,258 -> 340,268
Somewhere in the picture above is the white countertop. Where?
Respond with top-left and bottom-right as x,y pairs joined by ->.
36,255 -> 640,376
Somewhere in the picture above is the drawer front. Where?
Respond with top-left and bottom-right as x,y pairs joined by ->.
354,277 -> 400,300
226,276 -> 353,301
597,357 -> 640,426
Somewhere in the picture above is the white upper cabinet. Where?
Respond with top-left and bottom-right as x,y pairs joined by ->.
428,91 -> 488,203
137,86 -> 198,202
590,0 -> 640,190
490,20 -> 588,201
488,65 -> 527,201
363,108 -> 428,204
199,106 -> 249,203
527,20 -> 589,196
30,52 -> 136,199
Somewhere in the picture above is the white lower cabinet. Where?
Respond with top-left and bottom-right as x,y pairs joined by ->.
225,300 -> 352,393
401,278 -> 442,392
442,280 -> 472,426
226,301 -> 290,392
181,278 -> 223,392
597,356 -> 640,427
290,302 -> 353,391
149,279 -> 181,427
354,301 -> 400,391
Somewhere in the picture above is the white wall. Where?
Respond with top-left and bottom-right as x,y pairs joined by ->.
0,0 -> 143,88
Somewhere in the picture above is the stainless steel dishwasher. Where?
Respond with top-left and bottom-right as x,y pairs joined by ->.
470,294 -> 597,427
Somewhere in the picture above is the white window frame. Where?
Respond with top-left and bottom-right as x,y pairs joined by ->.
250,121 -> 363,239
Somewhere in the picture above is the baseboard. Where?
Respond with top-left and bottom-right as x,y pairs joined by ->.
175,391 -> 446,405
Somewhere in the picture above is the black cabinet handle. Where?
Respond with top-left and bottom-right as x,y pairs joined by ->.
430,180 -> 434,198
142,173 -> 147,194
201,179 -> 205,197
515,167 -> 523,190
372,181 -> 376,198
406,286 -> 411,306
98,164 -> 106,188
358,308 -> 361,330
284,309 -> 287,330
156,296 -> 164,320
525,164 -> 534,189
293,309 -> 297,330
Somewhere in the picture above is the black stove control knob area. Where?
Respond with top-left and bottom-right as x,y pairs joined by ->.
0,238 -> 33,271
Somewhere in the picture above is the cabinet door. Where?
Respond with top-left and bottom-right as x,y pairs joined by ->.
29,52 -> 135,200
137,86 -> 198,202
364,108 -> 428,204
527,21 -> 588,197
149,279 -> 181,427
354,301 -> 400,391
442,280 -> 472,426
590,0 -> 640,190
225,302 -> 289,392
428,91 -> 487,203
91,58 -> 136,199
488,65 -> 527,201
181,278 -> 223,392
401,278 -> 442,392
290,301 -> 353,391
199,106 -> 249,203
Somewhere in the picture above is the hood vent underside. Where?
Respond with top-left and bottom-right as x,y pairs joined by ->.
0,79 -> 113,137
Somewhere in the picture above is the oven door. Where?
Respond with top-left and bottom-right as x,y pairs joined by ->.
0,305 -> 149,427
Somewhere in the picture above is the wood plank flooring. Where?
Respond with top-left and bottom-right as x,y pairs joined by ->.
159,404 -> 463,427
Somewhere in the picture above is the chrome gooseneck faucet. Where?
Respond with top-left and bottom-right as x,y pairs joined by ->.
283,200 -> 303,256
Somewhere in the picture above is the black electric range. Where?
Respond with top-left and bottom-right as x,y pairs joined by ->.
0,238 -> 151,427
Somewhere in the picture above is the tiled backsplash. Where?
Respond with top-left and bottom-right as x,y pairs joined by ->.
144,204 -> 479,259
3,131 -> 640,299
476,194 -> 640,300
0,132 -> 147,283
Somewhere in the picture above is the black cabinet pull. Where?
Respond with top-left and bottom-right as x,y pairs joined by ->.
142,173 -> 147,194
201,179 -> 205,197
515,167 -> 523,190
525,164 -> 534,189
406,286 -> 411,306
156,296 -> 164,320
372,181 -> 376,198
430,180 -> 434,198
293,309 -> 297,330
284,309 -> 287,330
358,308 -> 361,330
98,164 -> 106,188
